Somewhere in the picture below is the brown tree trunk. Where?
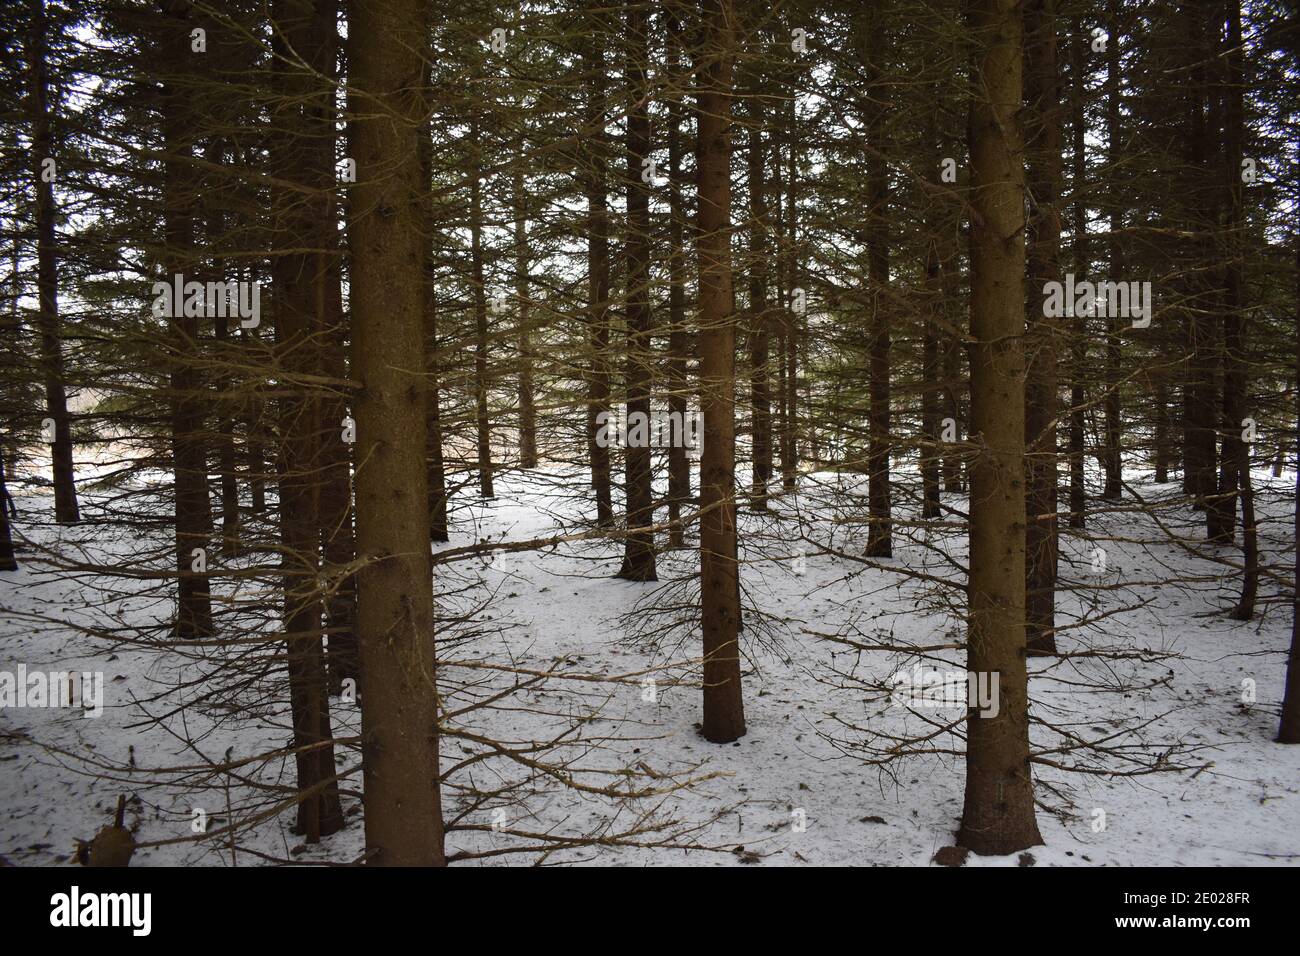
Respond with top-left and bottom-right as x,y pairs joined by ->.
1279,227 -> 1300,743
1223,0 -> 1256,618
161,0 -> 212,639
270,0 -> 345,842
747,102 -> 772,512
319,13 -> 357,685
347,0 -> 446,866
1067,19 -> 1087,529
584,37 -> 614,527
958,0 -> 1043,855
419,78 -> 449,546
862,13 -> 892,558
26,0 -> 79,525
469,121 -> 494,500
617,4 -> 657,582
696,0 -> 745,745
1024,0 -> 1062,656
513,168 -> 538,470
1100,0 -> 1123,502
665,14 -> 690,549
0,451 -> 16,571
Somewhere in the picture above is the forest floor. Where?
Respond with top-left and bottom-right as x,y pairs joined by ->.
2,464 -> 1298,866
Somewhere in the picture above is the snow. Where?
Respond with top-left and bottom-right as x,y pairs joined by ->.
2,464 -> 1298,866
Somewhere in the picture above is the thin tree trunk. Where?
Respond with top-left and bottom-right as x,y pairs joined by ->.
863,14 -> 892,557
513,168 -> 538,469
958,0 -> 1043,855
747,102 -> 772,512
1279,225 -> 1300,743
469,121 -> 494,500
1100,0 -> 1123,501
584,37 -> 613,526
205,139 -> 240,558
1223,0 -> 1256,618
696,0 -> 745,745
270,0 -> 345,842
618,3 -> 657,582
319,21 -> 357,686
26,0 -> 79,525
1067,19 -> 1087,527
665,14 -> 690,548
0,451 -> 16,571
161,0 -> 212,639
347,0 -> 446,866
420,74 -> 449,545
1024,0 -> 1062,655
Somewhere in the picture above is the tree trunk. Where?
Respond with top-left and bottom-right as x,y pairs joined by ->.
470,121 -> 494,500
696,0 -> 745,745
0,451 -> 16,571
958,0 -> 1043,855
1067,19 -> 1087,529
617,4 -> 657,582
863,14 -> 892,558
420,78 -> 449,545
1279,226 -> 1300,743
1023,0 -> 1062,655
665,14 -> 690,549
1222,0 -> 1255,618
347,0 -> 446,866
270,0 -> 345,842
1100,0 -> 1123,502
747,101 -> 772,512
26,0 -> 79,525
584,37 -> 614,527
513,167 -> 538,470
160,0 -> 212,639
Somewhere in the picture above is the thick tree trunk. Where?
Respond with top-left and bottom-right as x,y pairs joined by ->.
27,0 -> 79,525
696,0 -> 745,745
1023,0 -> 1062,655
347,0 -> 446,866
958,0 -> 1043,855
161,0 -> 212,639
617,4 -> 657,582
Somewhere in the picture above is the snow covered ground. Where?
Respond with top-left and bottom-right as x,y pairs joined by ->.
2,464 -> 1298,866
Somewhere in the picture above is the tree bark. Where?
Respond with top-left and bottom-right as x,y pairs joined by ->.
26,0 -> 79,525
958,0 -> 1043,855
617,3 -> 657,582
160,0 -> 212,639
1024,0 -> 1062,655
696,0 -> 745,744
347,0 -> 446,866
